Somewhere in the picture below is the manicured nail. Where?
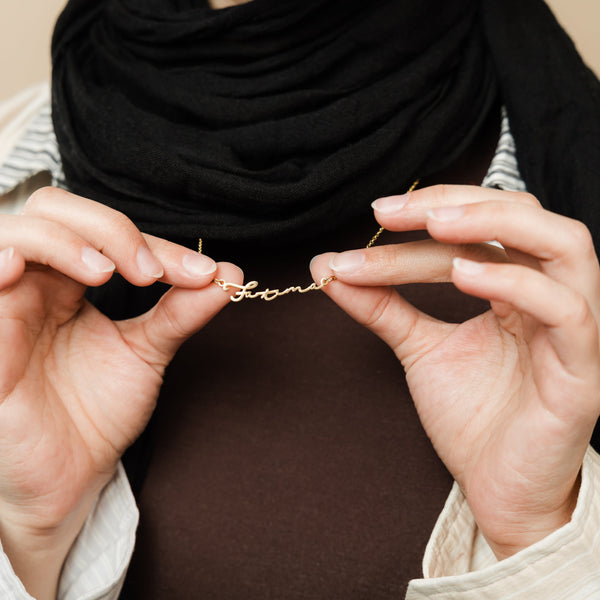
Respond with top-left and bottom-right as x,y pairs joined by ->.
81,247 -> 115,273
329,250 -> 365,274
453,257 -> 486,275
427,205 -> 466,222
371,194 -> 409,214
182,252 -> 217,277
136,246 -> 164,279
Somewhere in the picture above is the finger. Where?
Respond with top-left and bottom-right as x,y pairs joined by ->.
0,215 -> 115,287
0,247 -> 25,292
452,257 -> 600,381
426,201 -> 600,307
117,262 -> 243,366
310,253 -> 449,366
143,234 -> 217,288
23,187 -> 164,286
327,239 -> 507,286
372,184 -> 539,232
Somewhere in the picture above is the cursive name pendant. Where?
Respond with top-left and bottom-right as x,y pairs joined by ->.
201,179 -> 419,303
213,276 -> 336,302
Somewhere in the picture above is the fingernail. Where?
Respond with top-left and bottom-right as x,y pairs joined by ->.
81,247 -> 115,273
0,246 -> 14,267
453,257 -> 486,275
329,250 -> 365,274
136,246 -> 164,279
371,193 -> 409,214
182,252 -> 217,277
427,205 -> 466,222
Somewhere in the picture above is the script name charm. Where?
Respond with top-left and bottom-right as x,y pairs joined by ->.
214,276 -> 336,303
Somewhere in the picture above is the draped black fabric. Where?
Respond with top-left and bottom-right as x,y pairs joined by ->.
51,0 -> 497,243
51,0 -> 600,246
481,0 -> 600,241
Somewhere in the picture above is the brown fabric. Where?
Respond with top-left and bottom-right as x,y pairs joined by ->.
119,107 -> 499,599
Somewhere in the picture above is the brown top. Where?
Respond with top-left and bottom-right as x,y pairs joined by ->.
118,107 -> 499,599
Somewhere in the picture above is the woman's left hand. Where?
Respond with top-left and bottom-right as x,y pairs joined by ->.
311,184 -> 600,560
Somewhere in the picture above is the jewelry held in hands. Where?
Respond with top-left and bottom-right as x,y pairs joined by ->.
200,179 -> 419,302
212,276 -> 337,303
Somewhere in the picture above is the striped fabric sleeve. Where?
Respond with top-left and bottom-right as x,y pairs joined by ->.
0,85 -> 65,194
406,447 -> 600,599
481,106 -> 527,193
0,464 -> 138,600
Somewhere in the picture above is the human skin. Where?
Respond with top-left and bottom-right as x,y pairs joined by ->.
0,187 -> 243,599
311,185 -> 599,559
0,183 -> 598,597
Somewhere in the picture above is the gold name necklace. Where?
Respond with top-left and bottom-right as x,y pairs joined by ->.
200,179 -> 419,303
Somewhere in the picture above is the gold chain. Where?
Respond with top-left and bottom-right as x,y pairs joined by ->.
201,179 -> 419,302
365,178 -> 420,248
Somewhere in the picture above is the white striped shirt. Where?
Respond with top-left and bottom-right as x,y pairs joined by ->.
0,84 -> 599,600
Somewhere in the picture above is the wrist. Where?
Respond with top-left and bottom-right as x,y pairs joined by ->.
0,493 -> 98,600
482,473 -> 581,561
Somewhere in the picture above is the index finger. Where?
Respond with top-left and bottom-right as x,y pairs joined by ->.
23,187 -> 162,286
23,187 -> 217,289
372,184 -> 539,232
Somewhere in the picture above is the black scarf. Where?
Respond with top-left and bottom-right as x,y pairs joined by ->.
51,0 -> 600,246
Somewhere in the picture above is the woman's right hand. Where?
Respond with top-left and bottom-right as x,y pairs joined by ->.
0,186 -> 242,599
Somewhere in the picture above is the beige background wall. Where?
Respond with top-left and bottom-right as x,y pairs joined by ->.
0,0 -> 599,101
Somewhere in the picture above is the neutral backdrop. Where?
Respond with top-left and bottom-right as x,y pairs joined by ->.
1,0 -> 599,100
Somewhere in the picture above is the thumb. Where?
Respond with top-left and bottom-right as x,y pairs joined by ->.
310,253 -> 442,365
118,262 -> 243,367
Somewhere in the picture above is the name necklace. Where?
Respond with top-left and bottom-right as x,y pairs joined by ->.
200,180 -> 419,303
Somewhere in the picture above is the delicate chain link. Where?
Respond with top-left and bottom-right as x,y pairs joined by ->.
365,179 -> 420,249
200,180 -> 419,302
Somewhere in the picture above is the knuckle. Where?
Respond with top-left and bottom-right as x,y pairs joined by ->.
566,219 -> 594,250
157,302 -> 189,341
22,186 -> 60,215
514,191 -> 541,207
429,184 -> 452,206
559,293 -> 592,329
555,218 -> 596,265
362,288 -> 395,331
100,211 -> 141,246
107,210 -> 135,233
376,245 -> 402,271
38,219 -> 73,251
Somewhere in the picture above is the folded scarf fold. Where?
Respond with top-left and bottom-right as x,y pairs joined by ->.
52,0 -> 600,245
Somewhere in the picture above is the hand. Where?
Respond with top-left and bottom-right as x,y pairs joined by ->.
0,187 -> 242,598
311,184 -> 600,559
